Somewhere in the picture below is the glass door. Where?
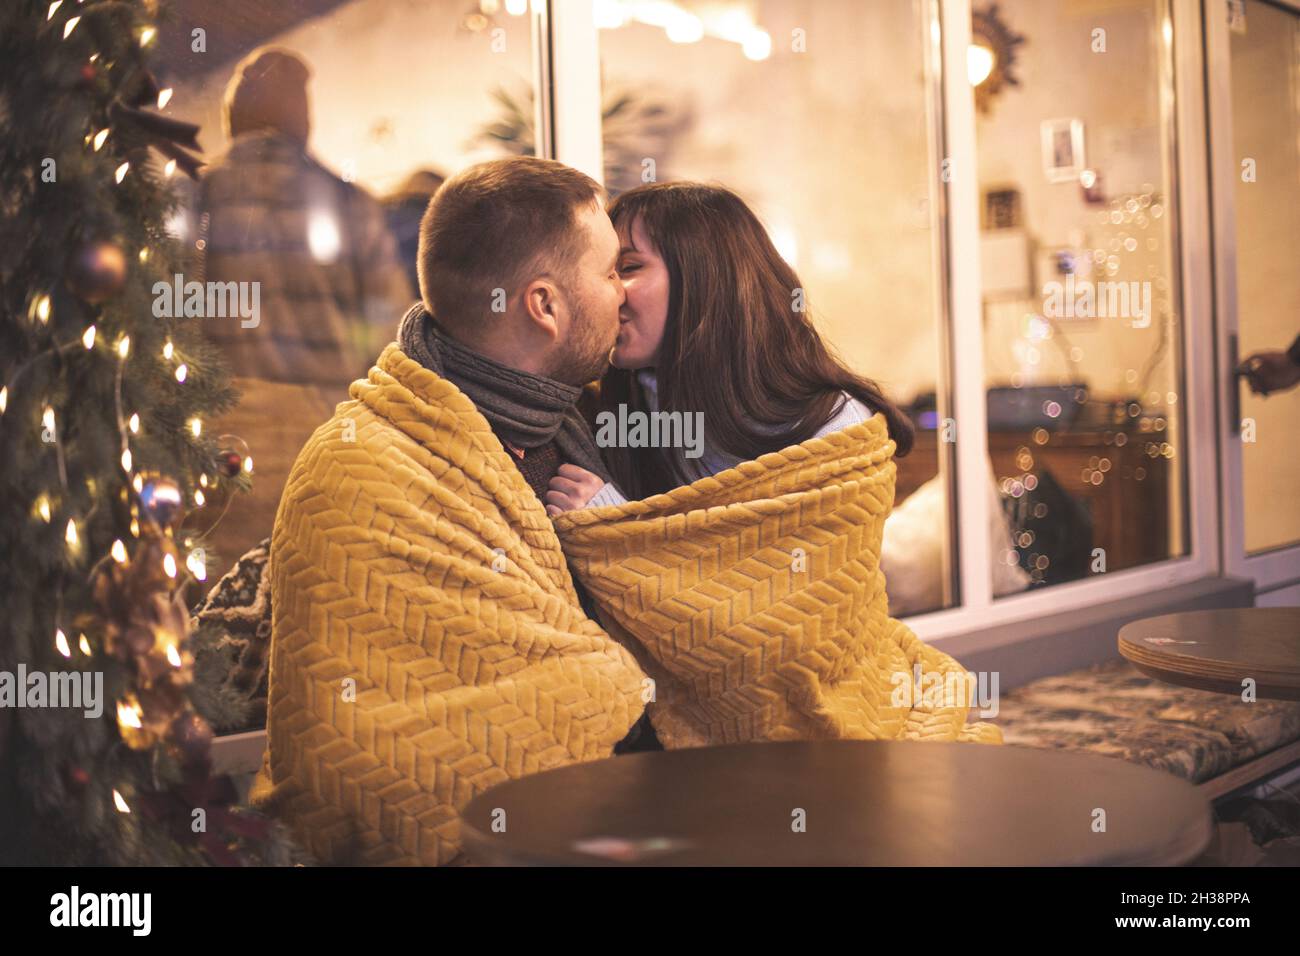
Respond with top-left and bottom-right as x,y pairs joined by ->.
1209,0 -> 1300,600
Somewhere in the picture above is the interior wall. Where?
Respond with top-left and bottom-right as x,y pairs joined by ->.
975,0 -> 1179,409
169,0 -> 535,196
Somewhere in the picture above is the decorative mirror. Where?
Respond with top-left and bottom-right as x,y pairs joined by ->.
970,2 -> 1027,115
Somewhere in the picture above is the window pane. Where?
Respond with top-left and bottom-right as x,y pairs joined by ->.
973,0 -> 1188,592
597,0 -> 954,615
1229,0 -> 1300,555
159,0 -> 535,571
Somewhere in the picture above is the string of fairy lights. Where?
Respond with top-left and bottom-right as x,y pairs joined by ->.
4,1 -> 253,820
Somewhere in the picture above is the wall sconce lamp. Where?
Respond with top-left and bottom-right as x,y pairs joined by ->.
970,2 -> 1026,115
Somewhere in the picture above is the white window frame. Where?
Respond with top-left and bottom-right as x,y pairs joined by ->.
540,0 -> 1222,648
1204,0 -> 1300,595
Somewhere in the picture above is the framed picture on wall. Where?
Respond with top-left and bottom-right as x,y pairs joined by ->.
983,186 -> 1022,230
1041,118 -> 1086,184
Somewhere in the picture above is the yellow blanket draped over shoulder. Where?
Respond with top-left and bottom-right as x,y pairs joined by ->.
552,414 -> 1003,750
249,345 -> 648,866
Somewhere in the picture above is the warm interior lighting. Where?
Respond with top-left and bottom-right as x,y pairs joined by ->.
969,43 -> 995,86
307,211 -> 342,263
742,28 -> 771,61
665,11 -> 703,43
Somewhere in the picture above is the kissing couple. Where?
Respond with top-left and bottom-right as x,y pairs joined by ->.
251,156 -> 1000,866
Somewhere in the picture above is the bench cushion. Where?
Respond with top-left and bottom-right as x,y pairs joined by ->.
996,658 -> 1300,783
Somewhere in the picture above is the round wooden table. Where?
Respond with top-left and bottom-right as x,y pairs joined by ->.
1119,607 -> 1300,701
460,740 -> 1212,866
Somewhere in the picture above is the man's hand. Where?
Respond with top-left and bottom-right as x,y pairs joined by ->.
1238,350 -> 1300,396
545,464 -> 605,517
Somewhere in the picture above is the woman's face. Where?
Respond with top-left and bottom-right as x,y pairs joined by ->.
610,216 -> 670,370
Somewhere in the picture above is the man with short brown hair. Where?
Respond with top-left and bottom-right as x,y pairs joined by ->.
397,156 -> 624,496
253,157 -> 653,866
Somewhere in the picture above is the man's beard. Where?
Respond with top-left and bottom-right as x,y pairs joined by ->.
546,297 -> 616,386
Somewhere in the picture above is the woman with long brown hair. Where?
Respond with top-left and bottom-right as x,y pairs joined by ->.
544,182 -> 999,750
544,180 -> 914,511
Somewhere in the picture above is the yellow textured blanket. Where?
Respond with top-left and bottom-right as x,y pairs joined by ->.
250,346 -> 648,865
552,414 -> 1003,749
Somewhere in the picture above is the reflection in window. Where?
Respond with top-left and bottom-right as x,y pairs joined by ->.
597,0 -> 955,615
155,0 -> 535,572
1230,0 -> 1300,556
973,0 -> 1187,591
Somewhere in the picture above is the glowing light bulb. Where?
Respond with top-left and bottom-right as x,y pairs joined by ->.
665,12 -> 704,43
79,633 -> 91,655
157,88 -> 173,109
128,413 -> 139,433
0,386 -> 6,414
113,789 -> 130,813
968,44 -> 995,86
48,1 -> 62,21
117,700 -> 142,728
93,129 -> 109,151
118,335 -> 131,358
307,211 -> 342,263
186,550 -> 207,581
63,16 -> 80,39
164,159 -> 176,178
111,539 -> 127,563
65,518 -> 78,546
139,26 -> 156,46
163,553 -> 177,578
166,644 -> 182,667
120,448 -> 132,472
82,325 -> 96,349
36,295 -> 51,323
162,340 -> 174,360
114,162 -> 129,184
188,417 -> 201,437
175,363 -> 188,383
55,628 -> 71,657
742,29 -> 771,61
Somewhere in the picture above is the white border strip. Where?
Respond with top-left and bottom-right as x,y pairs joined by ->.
939,0 -> 993,614
546,0 -> 605,184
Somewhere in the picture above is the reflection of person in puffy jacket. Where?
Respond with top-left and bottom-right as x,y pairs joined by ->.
196,46 -> 414,570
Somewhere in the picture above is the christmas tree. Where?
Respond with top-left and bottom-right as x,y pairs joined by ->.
0,0 -> 295,864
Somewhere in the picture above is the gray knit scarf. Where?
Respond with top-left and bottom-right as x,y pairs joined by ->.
396,303 -> 611,482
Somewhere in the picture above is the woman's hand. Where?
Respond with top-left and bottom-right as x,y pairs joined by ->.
545,464 -> 605,516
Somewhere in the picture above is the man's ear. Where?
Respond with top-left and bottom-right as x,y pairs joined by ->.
522,278 -> 562,343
